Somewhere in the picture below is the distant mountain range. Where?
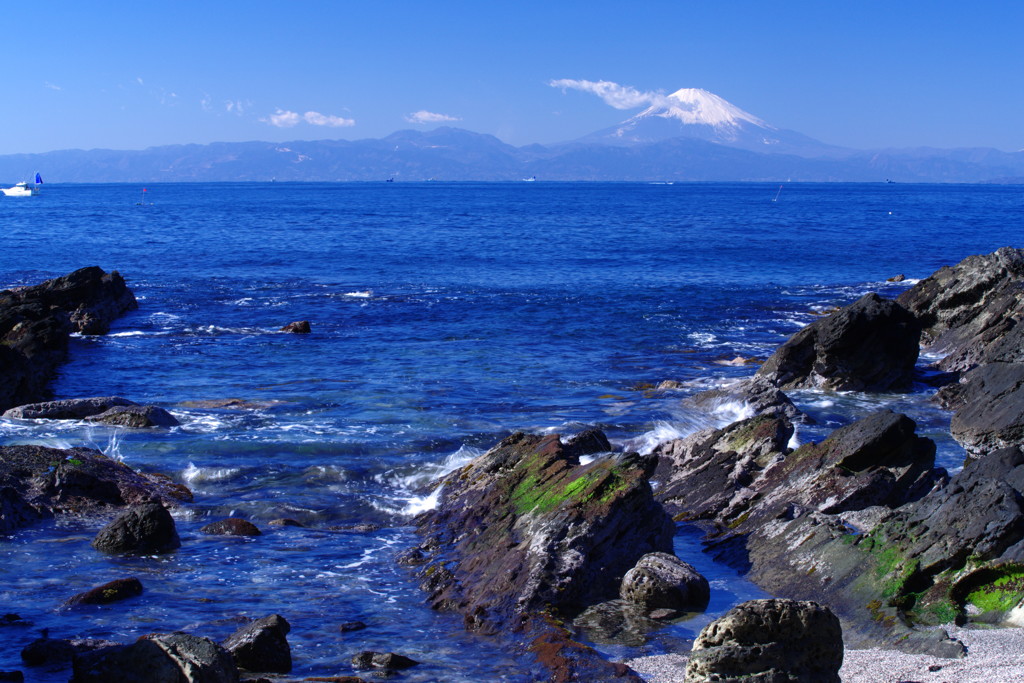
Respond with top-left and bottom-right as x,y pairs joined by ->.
2,89 -> 1022,183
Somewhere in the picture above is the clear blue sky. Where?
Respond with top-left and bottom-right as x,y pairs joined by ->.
6,2 -> 1022,154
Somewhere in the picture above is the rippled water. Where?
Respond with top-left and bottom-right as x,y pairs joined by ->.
1,182 -> 1021,679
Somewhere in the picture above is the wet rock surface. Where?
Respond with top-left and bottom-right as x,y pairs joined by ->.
0,445 -> 191,535
222,614 -> 292,673
92,501 -> 181,554
64,577 -> 144,607
0,267 -> 137,412
200,518 -> 262,536
684,599 -> 843,683
408,430 -> 667,680
71,632 -> 239,683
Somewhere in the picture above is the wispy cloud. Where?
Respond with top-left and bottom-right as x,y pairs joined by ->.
405,110 -> 461,124
225,99 -> 251,116
548,79 -> 669,110
44,82 -> 62,91
264,109 -> 355,128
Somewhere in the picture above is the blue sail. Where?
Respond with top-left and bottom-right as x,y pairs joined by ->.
34,173 -> 42,184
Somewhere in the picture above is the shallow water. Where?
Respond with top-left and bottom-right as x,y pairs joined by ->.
1,182 -> 1021,679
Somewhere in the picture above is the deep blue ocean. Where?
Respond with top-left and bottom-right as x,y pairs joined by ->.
1,181 -> 1022,680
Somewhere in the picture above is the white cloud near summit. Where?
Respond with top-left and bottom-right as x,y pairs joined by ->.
548,79 -> 670,110
405,110 -> 461,124
265,109 -> 356,128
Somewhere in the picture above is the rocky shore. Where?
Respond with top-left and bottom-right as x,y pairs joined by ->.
4,250 -> 1024,681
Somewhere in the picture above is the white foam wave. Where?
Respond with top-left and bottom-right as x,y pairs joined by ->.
108,331 -> 148,337
711,399 -> 756,424
344,290 -> 372,298
403,485 -> 443,516
688,332 -> 717,346
623,421 -> 689,455
182,462 -> 242,483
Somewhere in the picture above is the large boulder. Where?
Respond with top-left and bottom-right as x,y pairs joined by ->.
222,614 -> 291,673
684,599 -> 843,683
92,501 -> 181,554
408,430 -> 664,681
619,552 -> 710,612
0,445 -> 191,535
71,633 -> 239,683
757,292 -> 920,392
937,363 -> 1024,456
0,267 -> 137,412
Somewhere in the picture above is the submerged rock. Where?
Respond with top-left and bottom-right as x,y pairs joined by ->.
351,651 -> 418,671
0,267 -> 137,412
92,501 -> 181,554
64,577 -> 144,607
279,320 -> 311,333
684,599 -> 843,683
201,518 -> 262,536
756,292 -> 920,392
86,405 -> 179,428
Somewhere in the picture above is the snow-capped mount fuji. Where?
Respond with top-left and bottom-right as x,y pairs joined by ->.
577,87 -> 850,158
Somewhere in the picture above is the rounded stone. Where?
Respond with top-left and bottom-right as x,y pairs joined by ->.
619,552 -> 710,612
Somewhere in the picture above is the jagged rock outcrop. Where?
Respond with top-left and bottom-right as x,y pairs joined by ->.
897,246 -> 1024,372
684,599 -> 843,683
0,445 -> 191,535
756,292 -> 920,392
0,267 -> 137,412
407,430 -> 670,681
92,501 -> 181,554
654,414 -> 794,522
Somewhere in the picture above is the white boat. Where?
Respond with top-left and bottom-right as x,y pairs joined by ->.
1,174 -> 42,197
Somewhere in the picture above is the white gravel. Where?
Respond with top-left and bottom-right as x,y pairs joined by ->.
625,626 -> 1024,683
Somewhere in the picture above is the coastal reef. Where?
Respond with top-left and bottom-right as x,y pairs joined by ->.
0,267 -> 137,412
404,429 -> 675,680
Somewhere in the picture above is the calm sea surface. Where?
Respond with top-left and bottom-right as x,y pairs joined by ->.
1,182 -> 1022,680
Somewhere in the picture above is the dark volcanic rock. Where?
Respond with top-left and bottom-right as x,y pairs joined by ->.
756,292 -> 920,392
351,651 -> 418,671
85,405 -> 180,428
0,445 -> 191,535
3,396 -> 137,420
619,552 -> 710,612
937,362 -> 1024,455
92,501 -> 181,554
409,431 -> 661,681
64,577 -> 144,607
279,320 -> 311,333
898,246 -> 1024,372
0,267 -> 137,412
684,599 -> 843,683
72,632 -> 239,683
201,518 -> 262,536
222,614 -> 291,673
